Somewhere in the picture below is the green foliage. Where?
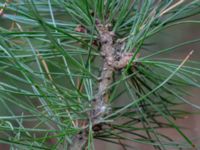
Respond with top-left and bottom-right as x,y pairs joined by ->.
0,0 -> 200,149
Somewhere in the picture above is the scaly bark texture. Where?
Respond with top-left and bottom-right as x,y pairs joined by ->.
69,23 -> 136,150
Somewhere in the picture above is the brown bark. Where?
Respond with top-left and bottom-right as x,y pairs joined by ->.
69,23 -> 136,150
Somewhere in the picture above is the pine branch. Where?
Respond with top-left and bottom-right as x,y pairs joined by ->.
0,1 -> 200,149
69,22 -> 139,150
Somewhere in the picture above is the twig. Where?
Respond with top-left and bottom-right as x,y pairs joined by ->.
69,23 -> 138,150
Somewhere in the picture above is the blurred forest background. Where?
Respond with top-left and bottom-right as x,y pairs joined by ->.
0,1 -> 199,150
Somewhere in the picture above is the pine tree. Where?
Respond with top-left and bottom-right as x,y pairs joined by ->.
0,0 -> 200,149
